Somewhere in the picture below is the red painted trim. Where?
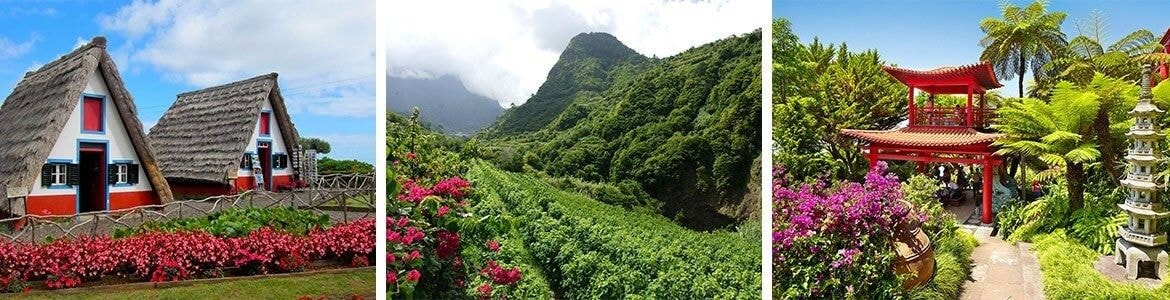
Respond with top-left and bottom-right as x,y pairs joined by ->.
234,176 -> 255,191
271,174 -> 293,190
26,194 -> 77,216
108,190 -> 160,210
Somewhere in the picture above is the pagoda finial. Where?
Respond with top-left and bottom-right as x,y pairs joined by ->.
1141,64 -> 1153,102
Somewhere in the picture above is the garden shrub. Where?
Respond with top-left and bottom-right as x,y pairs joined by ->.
997,180 -> 1128,254
774,163 -> 922,299
1032,230 -> 1170,299
389,110 -> 555,299
901,174 -> 979,300
113,207 -> 331,238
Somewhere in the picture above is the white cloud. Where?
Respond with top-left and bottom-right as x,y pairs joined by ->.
388,0 -> 762,106
0,34 -> 39,59
99,0 -> 374,117
284,84 -> 376,118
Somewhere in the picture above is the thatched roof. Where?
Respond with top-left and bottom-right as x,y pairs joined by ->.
0,36 -> 173,203
148,73 -> 299,185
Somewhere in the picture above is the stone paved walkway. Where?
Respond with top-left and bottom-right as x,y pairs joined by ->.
946,193 -> 1046,299
959,225 -> 1045,300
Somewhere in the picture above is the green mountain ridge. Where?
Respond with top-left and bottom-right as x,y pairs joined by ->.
485,32 -> 648,135
477,30 -> 763,230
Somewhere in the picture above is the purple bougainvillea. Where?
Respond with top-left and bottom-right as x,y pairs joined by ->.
773,162 -> 924,298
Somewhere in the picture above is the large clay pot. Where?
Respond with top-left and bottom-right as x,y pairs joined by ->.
891,200 -> 936,290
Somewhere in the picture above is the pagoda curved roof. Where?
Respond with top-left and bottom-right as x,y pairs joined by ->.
841,127 -> 1002,148
883,62 -> 1003,94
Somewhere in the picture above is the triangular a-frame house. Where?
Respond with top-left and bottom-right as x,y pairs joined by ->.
0,37 -> 173,216
148,73 -> 301,196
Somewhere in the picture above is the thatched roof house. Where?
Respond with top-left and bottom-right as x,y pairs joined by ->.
148,73 -> 300,195
0,36 -> 173,216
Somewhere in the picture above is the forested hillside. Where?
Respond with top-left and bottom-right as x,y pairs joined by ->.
477,30 -> 762,230
485,32 -> 647,135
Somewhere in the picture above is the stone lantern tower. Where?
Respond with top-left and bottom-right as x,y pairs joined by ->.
1116,66 -> 1170,280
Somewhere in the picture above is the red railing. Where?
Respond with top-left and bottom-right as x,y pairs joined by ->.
911,107 -> 996,128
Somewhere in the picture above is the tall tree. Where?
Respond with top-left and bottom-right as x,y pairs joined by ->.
992,75 -> 1136,213
979,0 -> 1068,97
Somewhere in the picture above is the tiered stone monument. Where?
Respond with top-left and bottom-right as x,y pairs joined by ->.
1115,66 -> 1170,280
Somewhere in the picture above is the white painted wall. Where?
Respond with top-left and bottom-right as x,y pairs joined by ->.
236,96 -> 294,178
31,68 -> 154,196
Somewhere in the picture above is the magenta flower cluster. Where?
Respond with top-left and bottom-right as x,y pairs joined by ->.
773,162 -> 923,297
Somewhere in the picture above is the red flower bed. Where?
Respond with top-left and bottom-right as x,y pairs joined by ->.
0,218 -> 374,292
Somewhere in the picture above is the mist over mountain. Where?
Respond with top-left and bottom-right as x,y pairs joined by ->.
388,75 -> 504,134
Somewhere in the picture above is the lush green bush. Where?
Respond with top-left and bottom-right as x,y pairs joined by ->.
997,180 -> 1127,253
114,207 -> 330,238
1032,230 -> 1170,299
469,161 -> 760,299
901,174 -> 979,300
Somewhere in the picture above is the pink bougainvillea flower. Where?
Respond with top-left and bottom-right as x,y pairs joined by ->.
486,240 -> 501,252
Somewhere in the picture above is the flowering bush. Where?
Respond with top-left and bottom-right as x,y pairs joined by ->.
773,162 -> 924,299
0,218 -> 374,293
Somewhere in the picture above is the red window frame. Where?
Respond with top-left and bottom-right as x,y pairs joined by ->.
82,97 -> 103,133
259,112 -> 271,135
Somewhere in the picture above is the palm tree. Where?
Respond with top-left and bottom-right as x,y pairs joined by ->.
992,81 -> 1112,213
1048,11 -> 1170,85
979,0 -> 1068,97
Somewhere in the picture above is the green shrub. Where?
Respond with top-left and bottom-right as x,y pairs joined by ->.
114,207 -> 330,238
903,174 -> 979,300
1032,230 -> 1170,299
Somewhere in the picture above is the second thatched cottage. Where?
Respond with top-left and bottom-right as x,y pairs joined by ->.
0,37 -> 173,216
148,73 -> 301,196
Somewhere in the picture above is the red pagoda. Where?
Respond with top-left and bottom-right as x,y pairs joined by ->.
842,62 -> 1004,224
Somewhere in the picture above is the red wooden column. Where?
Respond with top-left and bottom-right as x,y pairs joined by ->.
908,85 -> 917,123
865,147 -> 878,169
981,158 -> 994,224
965,84 -> 974,126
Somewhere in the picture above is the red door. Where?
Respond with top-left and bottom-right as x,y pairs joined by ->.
258,142 -> 272,191
79,143 -> 106,213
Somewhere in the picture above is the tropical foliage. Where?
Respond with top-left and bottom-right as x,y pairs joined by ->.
992,74 -> 1137,212
772,18 -> 906,183
978,0 -> 1068,97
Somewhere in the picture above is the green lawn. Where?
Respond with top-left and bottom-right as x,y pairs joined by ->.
22,268 -> 374,300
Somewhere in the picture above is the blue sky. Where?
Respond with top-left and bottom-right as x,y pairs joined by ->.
0,1 -> 375,163
774,0 -> 1170,97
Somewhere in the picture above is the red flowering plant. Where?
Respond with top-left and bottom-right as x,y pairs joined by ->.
0,217 -> 373,293
387,109 -> 522,299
